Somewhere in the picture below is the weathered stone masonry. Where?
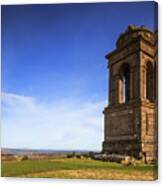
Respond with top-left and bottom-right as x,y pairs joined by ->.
103,25 -> 158,162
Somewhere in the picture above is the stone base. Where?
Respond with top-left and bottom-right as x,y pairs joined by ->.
102,140 -> 141,158
102,140 -> 157,163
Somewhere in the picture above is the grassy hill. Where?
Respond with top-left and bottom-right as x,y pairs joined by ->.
1,157 -> 157,180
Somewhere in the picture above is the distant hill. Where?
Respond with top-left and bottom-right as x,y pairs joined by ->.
1,148 -> 99,155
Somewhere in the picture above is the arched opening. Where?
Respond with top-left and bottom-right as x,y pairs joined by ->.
122,76 -> 126,103
119,63 -> 130,104
154,61 -> 157,101
146,62 -> 154,102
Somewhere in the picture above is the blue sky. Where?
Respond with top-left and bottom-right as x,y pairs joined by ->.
1,2 -> 157,150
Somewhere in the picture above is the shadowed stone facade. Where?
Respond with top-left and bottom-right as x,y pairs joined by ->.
102,25 -> 158,162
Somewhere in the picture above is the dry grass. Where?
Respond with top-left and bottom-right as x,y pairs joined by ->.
2,157 -> 157,180
21,168 -> 155,180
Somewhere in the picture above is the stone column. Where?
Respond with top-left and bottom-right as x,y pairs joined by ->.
133,66 -> 140,99
130,66 -> 139,100
141,65 -> 147,100
109,68 -> 113,105
114,74 -> 121,104
119,77 -> 123,104
130,67 -> 134,100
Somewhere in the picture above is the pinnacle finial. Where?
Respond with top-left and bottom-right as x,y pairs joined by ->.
126,25 -> 137,32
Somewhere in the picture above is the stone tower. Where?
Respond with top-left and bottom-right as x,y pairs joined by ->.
103,25 -> 158,162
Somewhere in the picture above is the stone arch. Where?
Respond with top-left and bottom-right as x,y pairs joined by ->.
118,63 -> 130,104
154,61 -> 157,101
146,61 -> 154,102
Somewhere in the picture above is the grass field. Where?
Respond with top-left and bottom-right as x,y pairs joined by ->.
1,158 -> 157,180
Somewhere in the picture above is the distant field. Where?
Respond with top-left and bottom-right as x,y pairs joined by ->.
1,158 -> 157,180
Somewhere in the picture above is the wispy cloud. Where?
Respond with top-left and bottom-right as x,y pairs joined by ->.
1,92 -> 106,151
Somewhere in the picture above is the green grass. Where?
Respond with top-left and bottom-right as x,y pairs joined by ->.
1,158 -> 157,180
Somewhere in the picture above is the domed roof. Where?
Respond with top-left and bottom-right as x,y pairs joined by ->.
116,25 -> 155,49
